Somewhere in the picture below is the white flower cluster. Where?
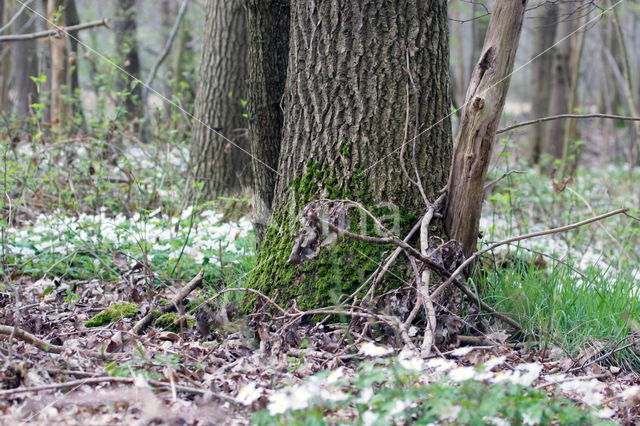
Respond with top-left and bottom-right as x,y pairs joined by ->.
5,207 -> 253,265
265,368 -> 348,415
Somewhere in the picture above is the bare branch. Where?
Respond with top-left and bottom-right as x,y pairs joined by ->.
143,0 -> 190,103
0,18 -> 109,42
496,113 -> 640,135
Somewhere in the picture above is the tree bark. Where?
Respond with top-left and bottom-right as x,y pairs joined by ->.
189,0 -> 250,200
544,3 -> 576,161
47,0 -> 68,126
529,2 -> 558,164
246,0 -> 289,246
249,0 -> 452,309
445,0 -> 527,258
0,2 -> 13,113
65,0 -> 82,120
114,0 -> 141,119
10,6 -> 39,119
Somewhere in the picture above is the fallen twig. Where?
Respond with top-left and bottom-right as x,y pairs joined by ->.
0,325 -> 109,359
0,376 -> 236,403
131,270 -> 204,335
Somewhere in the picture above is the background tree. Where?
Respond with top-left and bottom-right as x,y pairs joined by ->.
10,5 -> 39,120
114,0 -> 141,120
529,2 -> 558,164
47,0 -> 68,125
1,2 -> 13,112
189,0 -> 250,200
246,0 -> 289,245
544,2 -> 577,161
248,0 -> 452,309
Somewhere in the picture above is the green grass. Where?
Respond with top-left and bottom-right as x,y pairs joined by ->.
477,253 -> 640,369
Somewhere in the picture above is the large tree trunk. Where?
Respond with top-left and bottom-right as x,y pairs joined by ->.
248,0 -> 452,310
529,3 -> 558,164
544,3 -> 577,161
246,0 -> 289,246
445,0 -> 527,258
189,0 -> 250,200
114,0 -> 142,119
10,6 -> 39,119
47,0 -> 68,126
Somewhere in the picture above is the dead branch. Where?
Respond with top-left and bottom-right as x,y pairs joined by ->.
0,325 -> 109,359
568,335 -> 640,373
0,325 -> 64,354
131,270 -> 204,335
0,19 -> 109,42
0,376 -> 235,403
496,113 -> 640,135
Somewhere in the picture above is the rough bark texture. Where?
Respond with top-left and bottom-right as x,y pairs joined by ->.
445,0 -> 527,258
190,0 -> 250,200
529,3 -> 558,164
47,0 -> 68,126
246,0 -> 289,246
10,6 -> 39,119
544,2 -> 576,160
248,0 -> 452,310
114,0 -> 141,119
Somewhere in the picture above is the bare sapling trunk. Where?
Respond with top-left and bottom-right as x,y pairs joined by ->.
47,0 -> 68,126
445,0 -> 528,258
0,2 -> 12,113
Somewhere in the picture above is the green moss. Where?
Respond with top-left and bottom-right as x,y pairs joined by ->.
84,303 -> 139,327
152,313 -> 196,332
244,160 -> 424,312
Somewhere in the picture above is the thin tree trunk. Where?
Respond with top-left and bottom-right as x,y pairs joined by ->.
562,12 -> 588,176
47,0 -> 68,126
529,2 -> 558,164
65,0 -> 81,120
0,2 -> 13,113
446,0 -> 527,258
544,3 -> 577,161
246,0 -> 289,246
249,0 -> 452,309
38,0 -> 51,123
114,0 -> 141,119
189,0 -> 250,200
11,6 -> 39,119
610,4 -> 640,166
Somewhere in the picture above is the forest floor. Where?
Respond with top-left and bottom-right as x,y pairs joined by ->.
1,137 -> 640,424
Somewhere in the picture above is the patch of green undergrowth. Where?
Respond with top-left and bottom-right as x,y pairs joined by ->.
253,358 -> 609,425
478,257 -> 640,369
